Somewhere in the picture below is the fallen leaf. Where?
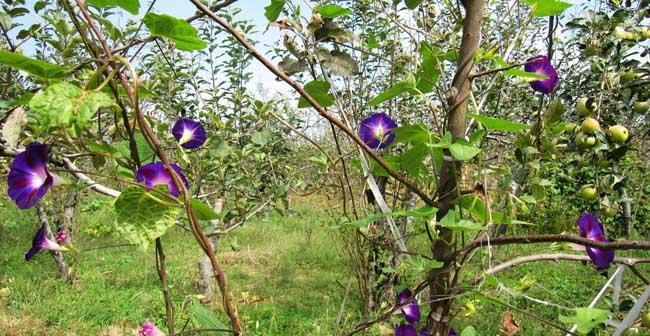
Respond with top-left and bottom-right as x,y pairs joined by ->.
499,311 -> 520,335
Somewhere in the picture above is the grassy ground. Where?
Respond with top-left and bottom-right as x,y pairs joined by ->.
0,195 -> 648,335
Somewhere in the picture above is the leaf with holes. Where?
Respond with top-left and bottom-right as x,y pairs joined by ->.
143,13 -> 207,51
29,82 -> 115,128
86,0 -> 139,14
0,50 -> 68,78
113,186 -> 181,250
559,308 -> 609,335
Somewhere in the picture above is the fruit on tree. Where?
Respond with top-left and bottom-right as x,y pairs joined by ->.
563,122 -> 578,133
580,185 -> 598,201
604,205 -> 618,217
581,117 -> 600,134
634,101 -> 649,114
621,70 -> 639,82
608,125 -> 629,143
623,327 -> 640,336
614,26 -> 637,40
642,311 -> 650,327
576,132 -> 596,148
577,97 -> 597,116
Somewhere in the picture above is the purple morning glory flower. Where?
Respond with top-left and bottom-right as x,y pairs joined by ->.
139,321 -> 165,336
524,55 -> 558,94
7,142 -> 54,209
55,229 -> 71,246
172,118 -> 206,149
359,113 -> 397,149
396,324 -> 417,336
135,162 -> 189,197
25,225 -> 68,261
576,213 -> 615,268
449,329 -> 457,336
397,289 -> 421,324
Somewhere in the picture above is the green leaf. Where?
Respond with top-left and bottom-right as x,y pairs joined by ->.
416,42 -> 441,93
468,113 -> 530,132
298,80 -> 335,108
400,144 -> 428,177
409,256 -> 444,273
190,199 -> 221,221
29,82 -> 115,128
315,4 -> 352,18
370,156 -> 400,177
559,308 -> 609,335
392,124 -> 431,145
368,74 -> 417,106
211,141 -> 233,158
251,130 -> 272,146
523,0 -> 572,16
437,210 -> 484,232
455,194 -> 506,225
404,0 -> 424,9
0,13 -> 11,31
505,68 -> 549,79
188,299 -> 229,334
86,0 -> 139,15
143,13 -> 207,51
113,186 -> 181,250
460,326 -> 479,336
449,142 -> 482,161
264,0 -> 286,21
0,50 -> 68,78
115,132 -> 156,163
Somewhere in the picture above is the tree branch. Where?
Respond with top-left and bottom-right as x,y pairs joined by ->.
472,253 -> 650,285
187,0 -> 436,207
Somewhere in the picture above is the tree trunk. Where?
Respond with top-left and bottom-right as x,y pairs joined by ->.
196,198 -> 225,302
36,203 -> 69,281
427,0 -> 485,334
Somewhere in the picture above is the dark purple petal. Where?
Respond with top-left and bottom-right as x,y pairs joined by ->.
136,162 -> 189,197
586,235 -> 615,268
139,321 -> 165,336
524,55 -> 558,94
420,330 -> 430,336
359,113 -> 397,149
7,142 -> 53,209
449,329 -> 457,336
25,225 -> 66,261
402,301 -> 420,324
576,213 -> 605,239
397,289 -> 412,304
172,118 -> 206,149
396,324 -> 417,336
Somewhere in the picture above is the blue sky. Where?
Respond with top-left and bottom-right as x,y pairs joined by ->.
13,0 -> 289,96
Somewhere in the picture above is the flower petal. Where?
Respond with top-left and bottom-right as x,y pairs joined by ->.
397,289 -> 412,304
585,235 -> 615,268
576,213 -> 605,239
139,321 -> 165,336
172,118 -> 206,149
524,55 -> 558,94
55,229 -> 71,246
25,225 -> 65,261
7,142 -> 53,209
402,301 -> 421,324
136,162 -> 189,197
359,113 -> 397,149
449,329 -> 458,336
396,324 -> 417,336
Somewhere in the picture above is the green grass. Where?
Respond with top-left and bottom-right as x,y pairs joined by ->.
0,195 -> 648,335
